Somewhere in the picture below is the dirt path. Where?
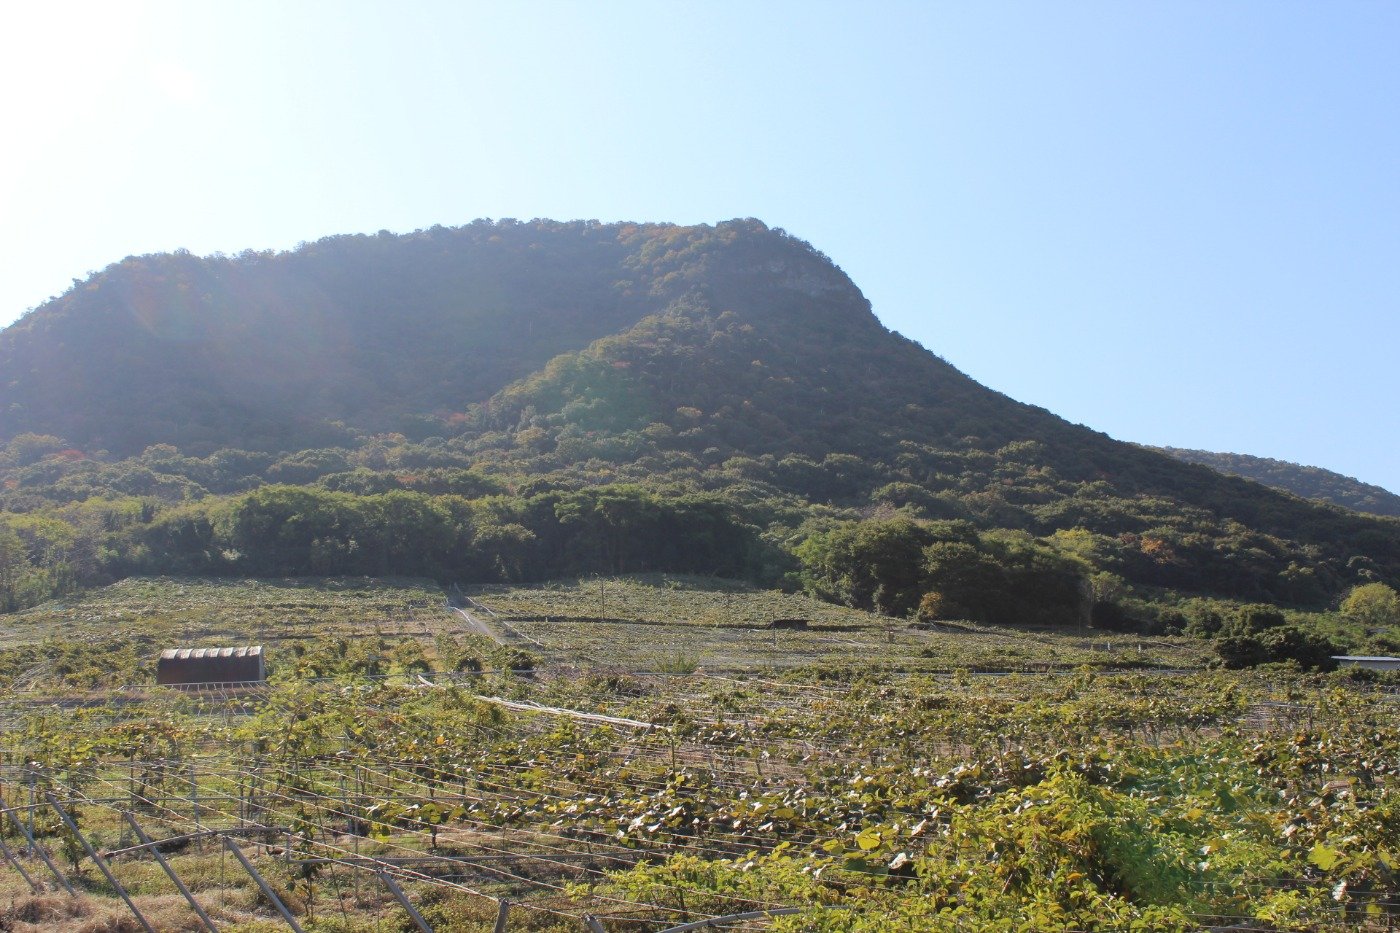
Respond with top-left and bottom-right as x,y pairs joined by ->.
451,606 -> 506,645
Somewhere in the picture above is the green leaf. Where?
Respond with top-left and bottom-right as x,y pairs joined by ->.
1214,786 -> 1236,813
1309,844 -> 1342,871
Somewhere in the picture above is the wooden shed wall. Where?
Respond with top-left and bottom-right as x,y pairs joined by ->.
157,650 -> 265,685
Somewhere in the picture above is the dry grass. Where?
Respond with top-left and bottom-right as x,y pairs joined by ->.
4,576 -> 445,651
0,892 -> 199,932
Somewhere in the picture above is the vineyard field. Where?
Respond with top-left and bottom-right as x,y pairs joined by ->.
0,577 -> 1393,931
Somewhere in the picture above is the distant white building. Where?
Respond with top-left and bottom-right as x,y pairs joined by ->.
1332,655 -> 1400,672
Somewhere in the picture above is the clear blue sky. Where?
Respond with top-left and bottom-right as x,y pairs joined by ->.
2,1 -> 1397,491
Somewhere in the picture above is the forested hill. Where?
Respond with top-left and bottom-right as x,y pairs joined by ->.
0,220 -> 668,455
1155,447 -> 1400,518
0,218 -> 1397,634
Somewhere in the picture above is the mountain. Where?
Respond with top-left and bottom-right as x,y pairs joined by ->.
0,218 -> 1396,625
1154,447 -> 1400,518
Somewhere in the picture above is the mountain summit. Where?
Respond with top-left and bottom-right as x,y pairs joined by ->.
0,219 -> 1115,460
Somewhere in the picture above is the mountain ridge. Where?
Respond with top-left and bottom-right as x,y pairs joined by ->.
1153,446 -> 1400,518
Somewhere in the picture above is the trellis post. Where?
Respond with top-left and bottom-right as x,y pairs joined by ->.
123,812 -> 219,932
190,761 -> 201,837
0,821 -> 39,892
3,798 -> 74,895
223,836 -> 305,932
25,770 -> 36,854
46,794 -> 154,933
377,870 -> 434,931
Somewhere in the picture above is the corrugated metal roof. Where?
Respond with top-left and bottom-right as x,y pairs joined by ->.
159,646 -> 263,661
1333,655 -> 1400,662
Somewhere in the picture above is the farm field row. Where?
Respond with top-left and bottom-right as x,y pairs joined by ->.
497,616 -> 1196,673
464,575 -> 1209,673
465,575 -> 882,629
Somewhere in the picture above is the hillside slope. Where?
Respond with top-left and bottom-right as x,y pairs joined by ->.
1155,447 -> 1400,518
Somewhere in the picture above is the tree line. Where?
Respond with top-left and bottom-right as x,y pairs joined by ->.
0,484 -> 760,611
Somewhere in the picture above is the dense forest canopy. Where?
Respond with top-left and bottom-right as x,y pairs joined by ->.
1,218 -> 1397,660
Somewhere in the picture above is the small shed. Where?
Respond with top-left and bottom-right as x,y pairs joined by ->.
1332,655 -> 1400,672
157,646 -> 265,686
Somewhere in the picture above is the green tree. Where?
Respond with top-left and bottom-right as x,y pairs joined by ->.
796,518 -> 932,616
0,524 -> 32,612
1340,582 -> 1400,628
921,540 -> 1003,622
1258,625 -> 1341,670
1227,604 -> 1288,637
4,433 -> 68,466
1214,634 -> 1268,669
471,521 -> 536,582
